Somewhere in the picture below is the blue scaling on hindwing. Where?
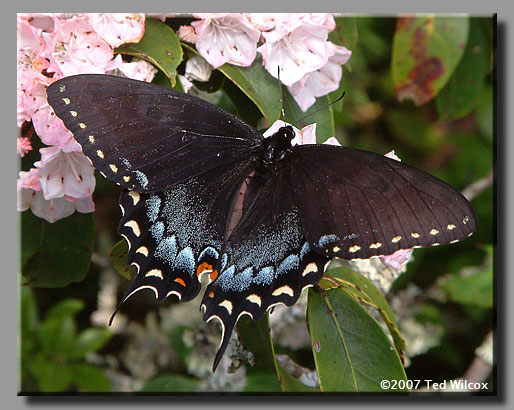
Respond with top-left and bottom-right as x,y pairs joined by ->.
174,247 -> 195,276
146,195 -> 161,223
154,235 -> 177,266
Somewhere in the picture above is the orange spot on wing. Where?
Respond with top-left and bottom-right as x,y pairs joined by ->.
208,291 -> 214,298
196,262 -> 213,276
174,277 -> 186,287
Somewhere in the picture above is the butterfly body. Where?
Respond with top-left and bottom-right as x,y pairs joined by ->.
47,74 -> 477,370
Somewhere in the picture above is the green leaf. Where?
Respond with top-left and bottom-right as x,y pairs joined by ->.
282,91 -> 335,142
307,287 -> 407,392
436,17 -> 492,120
181,41 -> 281,125
38,316 -> 77,356
21,211 -> 95,287
71,328 -> 112,360
37,299 -> 84,355
21,286 -> 38,336
243,367 -> 282,392
322,266 -> 406,356
439,247 -> 493,308
20,286 -> 38,377
475,85 -> 493,141
392,16 -> 469,105
237,313 -> 276,371
109,239 -> 136,280
169,325 -> 194,365
116,18 -> 182,86
139,374 -> 199,392
217,56 -> 282,125
29,354 -> 73,392
69,363 -> 112,392
329,16 -> 359,51
45,298 -> 84,321
237,314 -> 318,393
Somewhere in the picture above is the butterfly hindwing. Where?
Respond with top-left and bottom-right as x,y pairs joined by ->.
114,159 -> 257,316
200,162 -> 328,370
46,74 -> 262,193
291,144 -> 477,259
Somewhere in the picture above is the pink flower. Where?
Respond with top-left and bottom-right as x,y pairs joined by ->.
246,13 -> 288,31
17,89 -> 31,127
17,18 -> 49,91
34,146 -> 96,201
17,188 -> 95,223
22,82 -> 81,152
105,54 -> 157,82
17,168 -> 42,191
191,14 -> 261,69
178,25 -> 197,43
146,13 -> 176,22
178,75 -> 193,93
185,55 -> 212,82
379,249 -> 412,270
257,15 -> 333,87
42,16 -> 113,77
86,13 -> 145,48
384,150 -> 401,161
288,43 -> 351,111
17,136 -> 33,157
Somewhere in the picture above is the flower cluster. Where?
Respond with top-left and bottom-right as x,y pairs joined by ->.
17,13 -> 157,222
18,13 -> 352,223
179,13 -> 352,111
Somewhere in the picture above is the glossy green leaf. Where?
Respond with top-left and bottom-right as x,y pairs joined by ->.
329,16 -> 359,51
322,266 -> 406,355
237,313 -> 276,371
243,367 -> 282,392
307,287 -> 407,392
140,374 -> 199,392
30,354 -> 73,392
69,363 -> 112,392
436,18 -> 492,120
182,42 -> 281,125
21,211 -> 95,287
109,239 -> 136,280
116,18 -> 182,86
237,314 -> 318,392
217,56 -> 282,125
71,328 -> 112,360
392,16 -> 469,105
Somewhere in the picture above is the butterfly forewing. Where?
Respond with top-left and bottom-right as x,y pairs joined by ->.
291,144 -> 477,259
46,74 -> 262,193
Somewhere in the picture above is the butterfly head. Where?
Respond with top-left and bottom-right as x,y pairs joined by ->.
262,125 -> 295,166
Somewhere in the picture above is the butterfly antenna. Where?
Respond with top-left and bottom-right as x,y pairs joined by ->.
293,91 -> 346,127
278,67 -> 286,120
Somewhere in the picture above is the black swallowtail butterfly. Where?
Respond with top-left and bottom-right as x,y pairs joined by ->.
47,74 -> 477,371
